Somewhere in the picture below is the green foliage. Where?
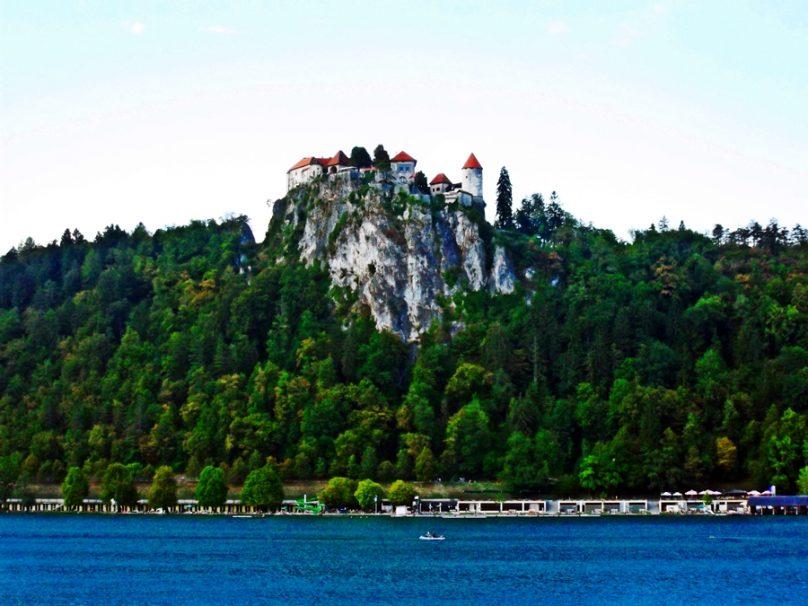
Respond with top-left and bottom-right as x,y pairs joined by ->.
1,195 -> 808,496
327,212 -> 350,254
579,442 -> 622,496
373,144 -> 390,172
443,399 -> 491,477
195,465 -> 227,507
100,463 -> 138,507
147,465 -> 177,510
319,476 -> 357,508
350,146 -> 372,169
354,478 -> 385,510
240,464 -> 284,511
61,466 -> 89,509
798,467 -> 808,495
413,171 -> 429,195
0,456 -> 20,503
387,479 -> 417,505
495,167 -> 514,230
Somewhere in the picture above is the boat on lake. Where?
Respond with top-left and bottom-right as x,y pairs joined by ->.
419,532 -> 445,541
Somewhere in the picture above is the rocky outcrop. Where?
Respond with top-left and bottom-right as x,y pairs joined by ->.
272,181 -> 517,341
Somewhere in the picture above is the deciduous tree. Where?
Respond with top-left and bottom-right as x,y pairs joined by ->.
387,479 -> 417,506
241,464 -> 284,512
319,476 -> 357,509
100,463 -> 138,507
147,465 -> 177,511
350,146 -> 372,169
61,466 -> 89,510
354,479 -> 385,510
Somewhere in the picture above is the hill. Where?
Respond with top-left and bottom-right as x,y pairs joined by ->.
1,183 -> 807,498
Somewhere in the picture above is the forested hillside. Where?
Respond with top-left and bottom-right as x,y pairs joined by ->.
1,195 -> 807,498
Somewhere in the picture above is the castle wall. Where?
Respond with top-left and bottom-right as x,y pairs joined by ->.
288,164 -> 324,190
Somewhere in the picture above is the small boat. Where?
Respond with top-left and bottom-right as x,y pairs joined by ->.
419,532 -> 445,541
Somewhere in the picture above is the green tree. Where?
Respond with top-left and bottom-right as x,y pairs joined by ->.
100,463 -> 138,508
715,437 -> 738,475
414,447 -> 436,482
387,479 -> 417,506
0,456 -> 19,506
443,399 -> 491,477
798,467 -> 808,494
241,464 -> 284,512
515,193 -> 545,236
495,167 -> 514,230
578,442 -> 622,496
319,476 -> 357,509
61,466 -> 89,510
195,465 -> 228,508
354,479 -> 385,510
373,144 -> 390,171
350,146 -> 372,169
413,171 -> 429,194
147,465 -> 177,511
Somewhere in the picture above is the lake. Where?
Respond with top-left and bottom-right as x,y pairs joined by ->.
1,514 -> 807,604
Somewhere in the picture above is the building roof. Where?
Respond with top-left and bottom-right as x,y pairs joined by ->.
462,153 -> 482,170
325,150 -> 350,167
288,157 -> 319,172
391,151 -> 417,163
430,173 -> 452,185
289,151 -> 353,172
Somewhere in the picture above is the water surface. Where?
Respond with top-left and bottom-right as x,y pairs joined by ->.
1,515 -> 806,604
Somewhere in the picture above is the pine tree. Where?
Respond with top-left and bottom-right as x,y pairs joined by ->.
495,167 -> 514,230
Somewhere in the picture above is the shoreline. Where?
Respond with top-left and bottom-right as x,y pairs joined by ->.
4,495 -> 804,516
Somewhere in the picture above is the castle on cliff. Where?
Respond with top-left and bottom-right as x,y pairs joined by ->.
286,150 -> 485,207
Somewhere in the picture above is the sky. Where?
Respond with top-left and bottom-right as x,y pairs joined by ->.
1,0 -> 806,252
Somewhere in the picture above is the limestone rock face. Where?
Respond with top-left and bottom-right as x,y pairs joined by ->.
274,182 -> 517,341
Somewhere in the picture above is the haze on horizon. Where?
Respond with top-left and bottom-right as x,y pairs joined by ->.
1,1 -> 806,253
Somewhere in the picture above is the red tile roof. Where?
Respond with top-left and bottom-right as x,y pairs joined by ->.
288,157 -> 319,172
325,150 -> 350,166
430,173 -> 452,185
391,151 -> 417,163
462,153 -> 482,170
289,151 -> 353,172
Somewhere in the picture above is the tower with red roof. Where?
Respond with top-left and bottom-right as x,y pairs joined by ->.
461,153 -> 483,201
390,151 -> 417,187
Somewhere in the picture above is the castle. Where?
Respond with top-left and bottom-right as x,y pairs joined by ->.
286,150 -> 485,207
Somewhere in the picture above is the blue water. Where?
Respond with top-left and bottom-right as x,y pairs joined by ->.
1,515 -> 807,605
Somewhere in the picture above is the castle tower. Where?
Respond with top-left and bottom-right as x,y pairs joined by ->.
461,153 -> 483,200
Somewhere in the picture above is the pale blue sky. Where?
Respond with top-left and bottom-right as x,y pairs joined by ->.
1,1 -> 806,251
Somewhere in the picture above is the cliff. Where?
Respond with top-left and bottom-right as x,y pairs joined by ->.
269,180 -> 516,341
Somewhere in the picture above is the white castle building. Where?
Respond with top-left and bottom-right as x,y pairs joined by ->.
286,149 -> 484,207
286,151 -> 352,190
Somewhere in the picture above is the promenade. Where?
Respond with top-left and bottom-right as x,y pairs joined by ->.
3,495 -> 793,515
